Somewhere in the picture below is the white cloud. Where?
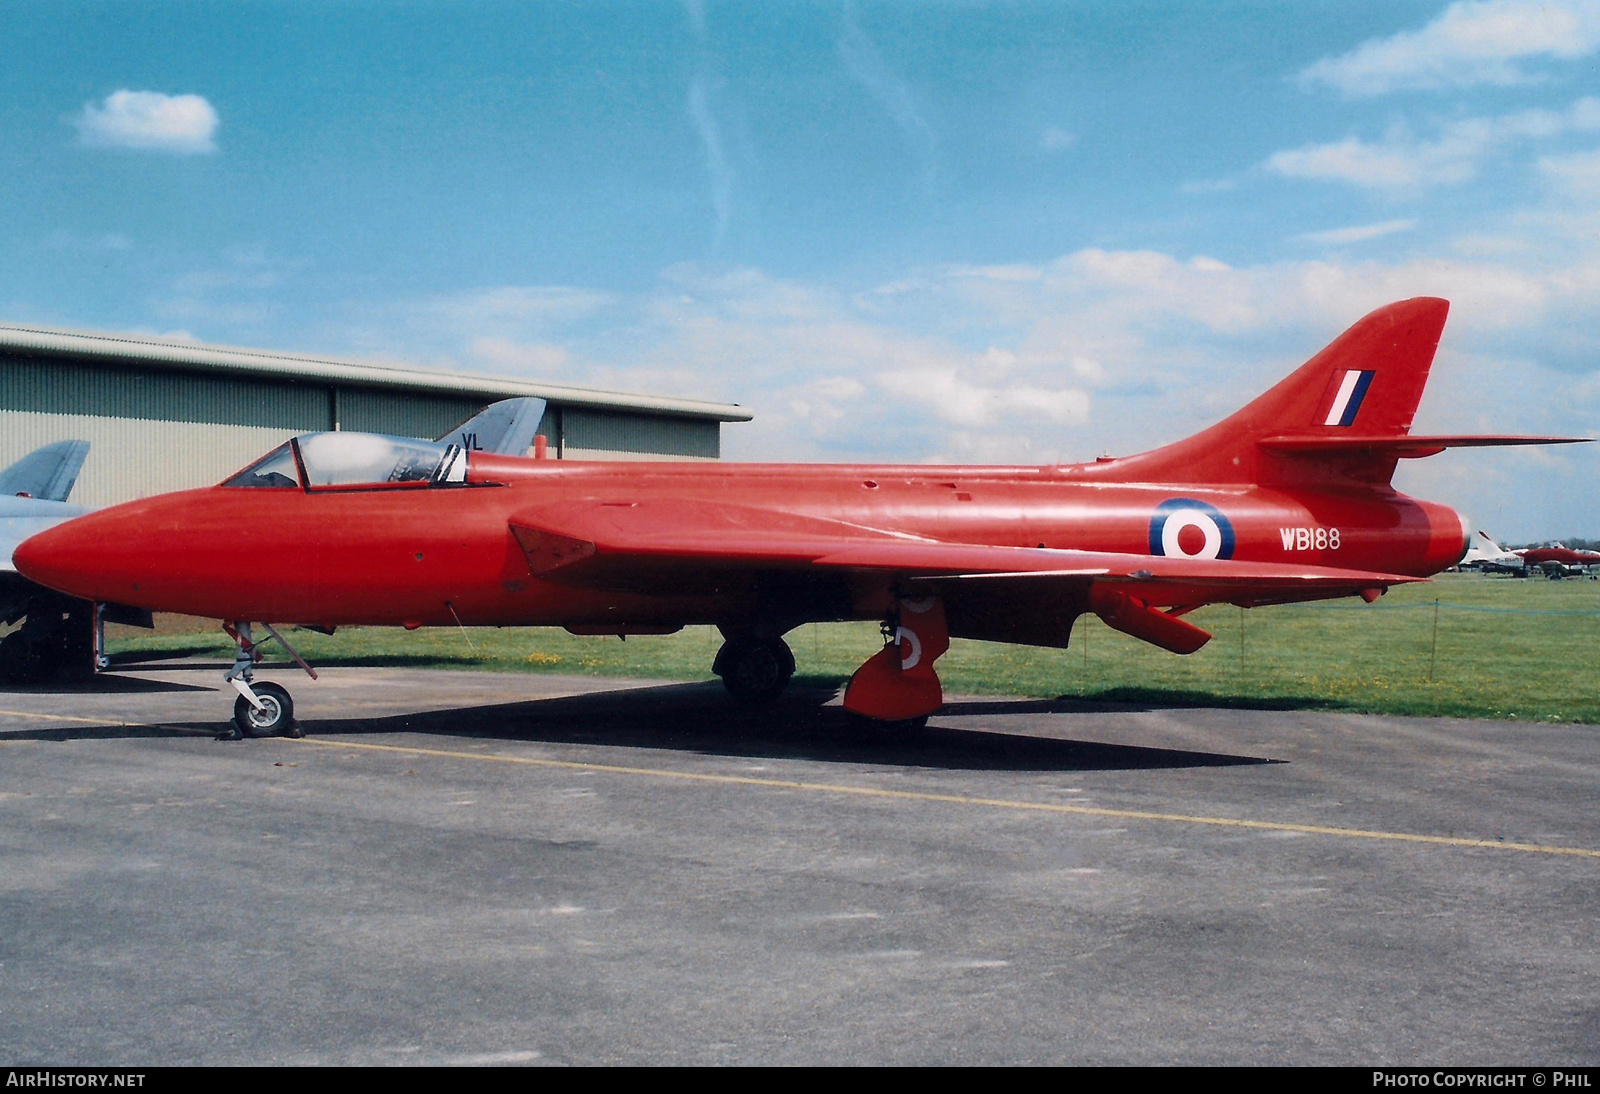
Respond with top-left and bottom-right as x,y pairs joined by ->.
1539,146 -> 1600,197
74,90 -> 218,153
684,6 -> 734,246
1043,247 -> 1549,335
1039,127 -> 1076,152
1295,219 -> 1418,245
1300,0 -> 1600,96
44,231 -> 132,252
426,285 -> 611,326
1069,356 -> 1107,384
686,76 -> 733,244
839,1 -> 937,189
466,337 -> 574,375
878,367 -> 1090,428
1269,133 -> 1445,189
155,248 -> 306,330
945,264 -> 1043,283
1179,178 -> 1238,194
1266,98 -> 1600,191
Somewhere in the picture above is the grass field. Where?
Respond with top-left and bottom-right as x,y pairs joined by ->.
105,572 -> 1600,724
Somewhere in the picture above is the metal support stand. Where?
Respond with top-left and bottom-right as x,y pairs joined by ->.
258,621 -> 319,680
92,601 -> 108,673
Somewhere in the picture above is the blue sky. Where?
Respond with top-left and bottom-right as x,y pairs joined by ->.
4,1 -> 1600,538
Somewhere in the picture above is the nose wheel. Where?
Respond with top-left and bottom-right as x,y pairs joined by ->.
233,681 -> 299,738
222,621 -> 315,739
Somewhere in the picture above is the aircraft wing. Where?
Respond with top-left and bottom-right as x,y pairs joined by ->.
508,498 -> 1420,606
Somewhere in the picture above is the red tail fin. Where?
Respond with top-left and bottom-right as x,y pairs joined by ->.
1100,298 -> 1449,487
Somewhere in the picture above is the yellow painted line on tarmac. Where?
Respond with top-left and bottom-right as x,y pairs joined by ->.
0,708 -> 213,737
0,708 -> 137,726
295,736 -> 1600,860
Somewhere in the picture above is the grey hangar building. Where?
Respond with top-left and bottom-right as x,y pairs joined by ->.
0,323 -> 751,509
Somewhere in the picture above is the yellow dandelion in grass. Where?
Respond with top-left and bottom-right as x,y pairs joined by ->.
526,652 -> 561,664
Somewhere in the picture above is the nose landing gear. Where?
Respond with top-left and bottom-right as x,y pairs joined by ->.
234,680 -> 295,738
221,621 -> 315,739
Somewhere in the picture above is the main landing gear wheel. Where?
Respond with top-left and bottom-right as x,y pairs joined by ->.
233,681 -> 296,738
714,636 -> 796,704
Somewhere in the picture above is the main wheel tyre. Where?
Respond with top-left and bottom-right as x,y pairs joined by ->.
716,638 -> 795,704
233,682 -> 295,738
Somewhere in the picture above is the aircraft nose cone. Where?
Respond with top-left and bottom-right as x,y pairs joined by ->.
13,516 -> 115,601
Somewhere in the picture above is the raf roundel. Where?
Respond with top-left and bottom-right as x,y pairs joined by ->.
1148,498 -> 1236,560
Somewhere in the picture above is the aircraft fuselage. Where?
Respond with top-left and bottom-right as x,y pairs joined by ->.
13,454 -> 1468,631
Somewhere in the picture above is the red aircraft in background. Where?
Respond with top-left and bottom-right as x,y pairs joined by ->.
13,297 -> 1585,737
1516,543 -> 1600,570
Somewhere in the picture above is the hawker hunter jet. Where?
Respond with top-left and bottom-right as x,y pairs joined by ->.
1516,542 -> 1600,577
14,298 -> 1585,735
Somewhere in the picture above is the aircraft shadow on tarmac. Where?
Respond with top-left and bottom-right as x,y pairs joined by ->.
0,721 -> 218,742
302,681 -> 1279,772
0,673 -> 214,695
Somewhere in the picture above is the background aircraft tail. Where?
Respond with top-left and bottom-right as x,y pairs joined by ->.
1100,297 -> 1450,488
0,440 -> 90,502
1477,530 -> 1512,556
438,397 -> 547,456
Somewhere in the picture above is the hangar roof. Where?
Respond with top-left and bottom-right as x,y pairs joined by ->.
0,322 -> 752,423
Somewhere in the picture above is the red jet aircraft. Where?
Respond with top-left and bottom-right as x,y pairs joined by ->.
1516,544 -> 1600,569
13,297 -> 1584,737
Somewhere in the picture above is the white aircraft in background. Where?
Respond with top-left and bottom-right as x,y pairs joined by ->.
1460,530 -> 1527,575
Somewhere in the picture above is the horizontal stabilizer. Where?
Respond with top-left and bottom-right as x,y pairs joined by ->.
1259,434 -> 1590,459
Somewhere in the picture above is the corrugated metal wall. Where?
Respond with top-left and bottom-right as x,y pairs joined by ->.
560,408 -> 720,460
336,387 -> 483,439
0,354 -> 725,505
0,353 -> 328,429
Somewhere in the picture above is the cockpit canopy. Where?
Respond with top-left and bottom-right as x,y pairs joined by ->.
223,432 -> 469,490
